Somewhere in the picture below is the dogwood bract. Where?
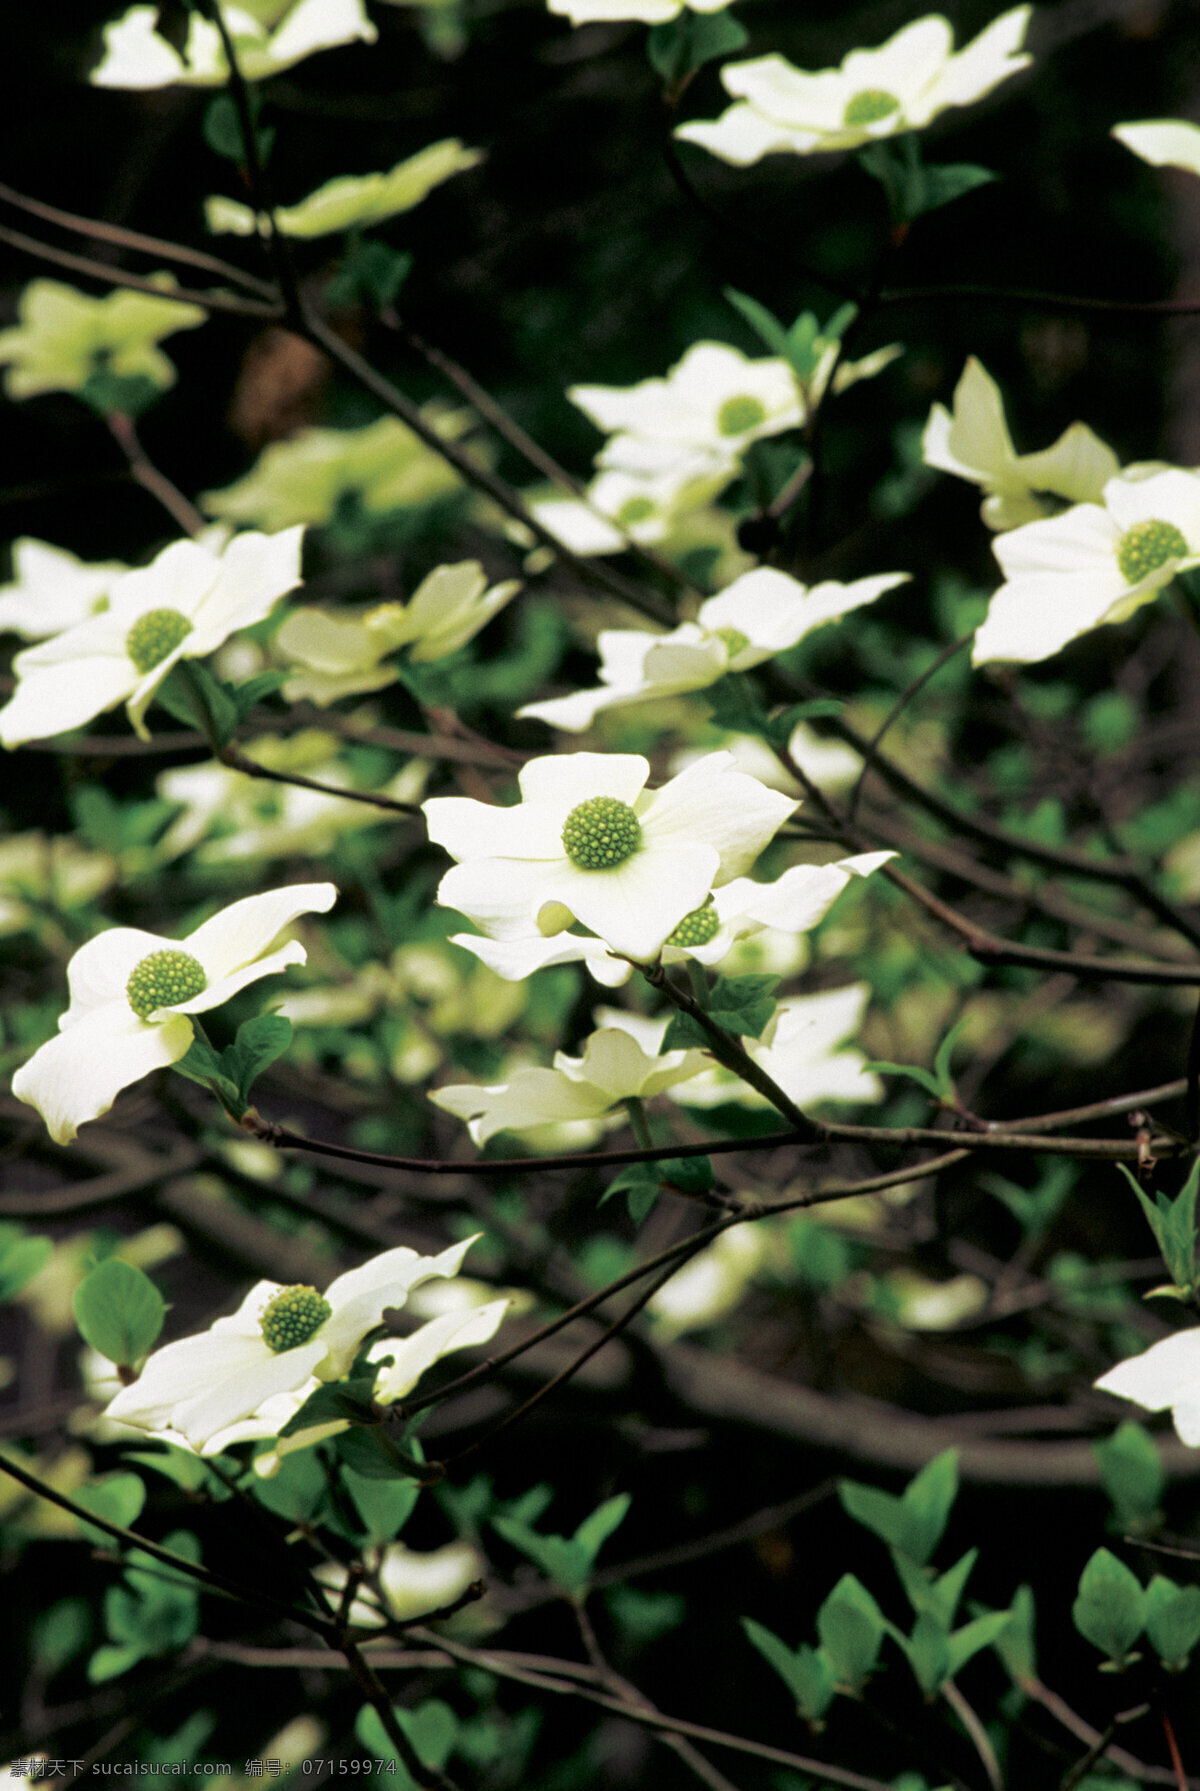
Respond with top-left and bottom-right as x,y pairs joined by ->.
1095,1330 -> 1200,1446
973,467 -> 1200,666
1112,118 -> 1200,180
430,1024 -> 705,1145
0,540 -> 128,640
205,140 -> 483,238
923,357 -> 1119,531
103,1236 -> 506,1455
0,278 -> 206,401
451,850 -> 893,986
92,0 -> 377,88
0,527 -> 304,746
423,751 -> 797,963
11,883 -> 336,1145
519,567 -> 908,730
675,7 -> 1032,165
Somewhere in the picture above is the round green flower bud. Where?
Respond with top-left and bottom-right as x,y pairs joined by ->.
126,948 -> 207,1021
1115,518 -> 1189,585
843,88 -> 901,127
126,607 -> 193,675
717,395 -> 767,438
562,796 -> 642,870
667,901 -> 720,949
714,626 -> 750,660
259,1284 -> 332,1354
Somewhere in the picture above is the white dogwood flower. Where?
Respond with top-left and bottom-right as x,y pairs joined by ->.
0,540 -> 128,640
205,140 -> 483,238
651,984 -> 882,1110
92,0 -> 377,88
424,751 -> 797,963
1096,1330 -> 1200,1447
973,468 -> 1200,666
450,850 -> 892,986
0,278 -> 205,401
519,566 -> 907,730
103,1236 -> 499,1454
0,527 -> 304,745
923,358 -> 1119,531
430,1023 -> 705,1145
11,883 -> 336,1145
1112,119 -> 1200,180
549,0 -> 732,27
675,7 -> 1032,165
572,343 -> 805,468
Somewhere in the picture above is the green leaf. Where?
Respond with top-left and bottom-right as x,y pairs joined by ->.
492,1516 -> 589,1595
705,671 -> 773,736
839,1451 -> 957,1567
646,10 -> 749,85
1094,1421 -> 1165,1534
893,1547 -> 976,1628
73,1258 -> 165,1368
1124,1159 -> 1199,1291
170,1033 -> 242,1113
859,134 -> 996,226
279,1372 -> 379,1437
202,93 -> 274,165
1145,1575 -> 1200,1671
765,699 -> 845,748
1072,1548 -> 1145,1665
230,668 -> 290,724
221,1012 -> 294,1108
574,1492 -> 631,1563
944,1610 -> 1012,1680
602,1155 -> 714,1225
988,1583 -> 1037,1685
344,1466 -> 421,1546
0,1223 -> 53,1302
663,977 -> 780,1050
898,1610 -> 950,1697
78,371 -> 161,419
74,1473 -> 146,1547
815,1574 -> 885,1692
742,1618 -> 835,1722
124,1447 -> 217,1495
917,162 -> 998,216
251,1446 -> 330,1525
723,288 -> 790,358
357,1699 -> 458,1786
326,240 -> 413,312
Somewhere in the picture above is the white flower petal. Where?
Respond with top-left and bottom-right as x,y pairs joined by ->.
1095,1330 -> 1200,1415
320,1235 -> 478,1374
12,1005 -> 194,1145
185,883 -> 337,980
1114,118 -> 1200,178
370,1298 -> 509,1402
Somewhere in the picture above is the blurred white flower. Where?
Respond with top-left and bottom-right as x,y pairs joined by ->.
676,7 -> 1032,165
649,1226 -> 768,1338
430,1023 -> 705,1145
202,412 -> 468,532
205,141 -> 483,238
923,357 -> 1119,531
1096,1330 -> 1200,1446
0,540 -> 128,639
92,0 -> 377,88
12,883 -> 335,1145
1113,118 -> 1200,179
519,566 -> 907,730
973,467 -> 1200,666
0,832 -> 117,936
104,1236 -> 500,1455
424,750 -> 796,963
573,343 -> 805,469
0,528 -> 304,746
0,278 -> 205,401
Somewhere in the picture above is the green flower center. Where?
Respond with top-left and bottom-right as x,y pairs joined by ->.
616,495 -> 657,526
259,1284 -> 332,1354
717,395 -> 767,437
126,948 -> 207,1021
714,626 -> 750,659
1115,518 -> 1189,585
126,607 -> 193,675
562,796 -> 642,870
667,901 -> 720,949
843,88 -> 901,127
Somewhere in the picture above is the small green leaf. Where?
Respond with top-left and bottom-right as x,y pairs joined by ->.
222,1012 -> 294,1108
1094,1421 -> 1165,1534
816,1575 -> 886,1692
944,1609 -> 1012,1680
0,1224 -> 53,1302
326,241 -> 413,312
73,1259 -> 165,1368
765,699 -> 845,748
251,1446 -> 331,1525
344,1466 -> 421,1546
357,1699 -> 458,1786
647,10 -> 749,85
898,1610 -> 950,1697
916,162 -> 997,216
893,1547 -> 976,1627
278,1372 -> 379,1437
74,1473 -> 146,1547
742,1618 -> 835,1721
988,1583 -> 1037,1685
574,1492 -> 631,1563
1145,1575 -> 1200,1671
724,288 -> 790,358
1072,1548 -> 1145,1665
839,1451 -> 957,1567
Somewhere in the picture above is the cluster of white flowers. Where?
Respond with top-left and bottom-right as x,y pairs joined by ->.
92,0 -> 378,88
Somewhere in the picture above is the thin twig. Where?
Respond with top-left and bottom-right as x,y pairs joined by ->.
106,411 -> 207,536
0,220 -> 280,318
